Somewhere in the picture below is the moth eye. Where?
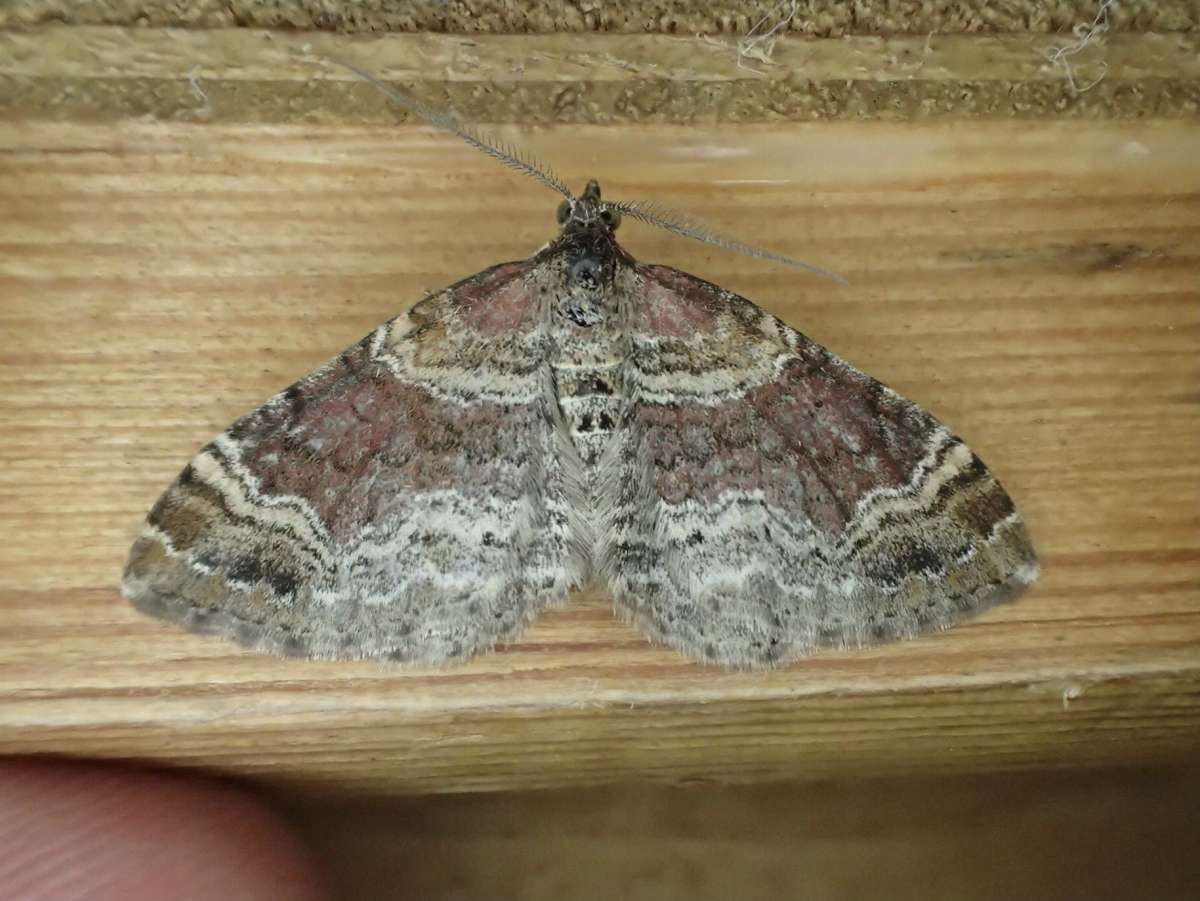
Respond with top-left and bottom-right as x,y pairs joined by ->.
556,200 -> 572,225
599,207 -> 621,230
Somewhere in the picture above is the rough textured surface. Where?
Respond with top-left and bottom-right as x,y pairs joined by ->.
0,117 -> 1197,789
1,0 -> 1197,34
3,27 -> 1198,124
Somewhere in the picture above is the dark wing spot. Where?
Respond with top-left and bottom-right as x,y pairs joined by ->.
910,546 -> 943,574
228,556 -> 261,583
266,568 -> 298,598
228,556 -> 298,598
869,542 -> 946,584
284,384 -> 306,420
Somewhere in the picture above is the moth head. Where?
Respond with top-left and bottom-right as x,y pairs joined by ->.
335,59 -> 844,284
557,179 -> 622,234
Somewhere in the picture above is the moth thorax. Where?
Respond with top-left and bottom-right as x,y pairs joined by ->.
557,253 -> 611,328
551,247 -> 624,466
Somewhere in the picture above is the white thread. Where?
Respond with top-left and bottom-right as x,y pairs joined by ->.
187,66 -> 211,115
1043,0 -> 1116,94
738,0 -> 799,74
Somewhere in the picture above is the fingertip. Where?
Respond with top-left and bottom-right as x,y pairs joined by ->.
0,758 -> 330,901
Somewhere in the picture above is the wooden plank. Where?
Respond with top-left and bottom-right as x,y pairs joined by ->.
0,115 -> 1198,794
2,26 -> 1198,122
8,25 -> 1200,85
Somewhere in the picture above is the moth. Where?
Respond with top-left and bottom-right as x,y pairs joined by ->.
122,65 -> 1038,668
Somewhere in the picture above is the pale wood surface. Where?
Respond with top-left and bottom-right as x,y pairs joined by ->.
1,116 -> 1198,794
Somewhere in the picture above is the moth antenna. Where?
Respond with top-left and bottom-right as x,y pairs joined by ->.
332,59 -> 575,201
608,199 -> 848,285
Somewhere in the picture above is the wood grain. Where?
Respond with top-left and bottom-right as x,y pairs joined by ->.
0,115 -> 1198,794
3,26 -> 1199,122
